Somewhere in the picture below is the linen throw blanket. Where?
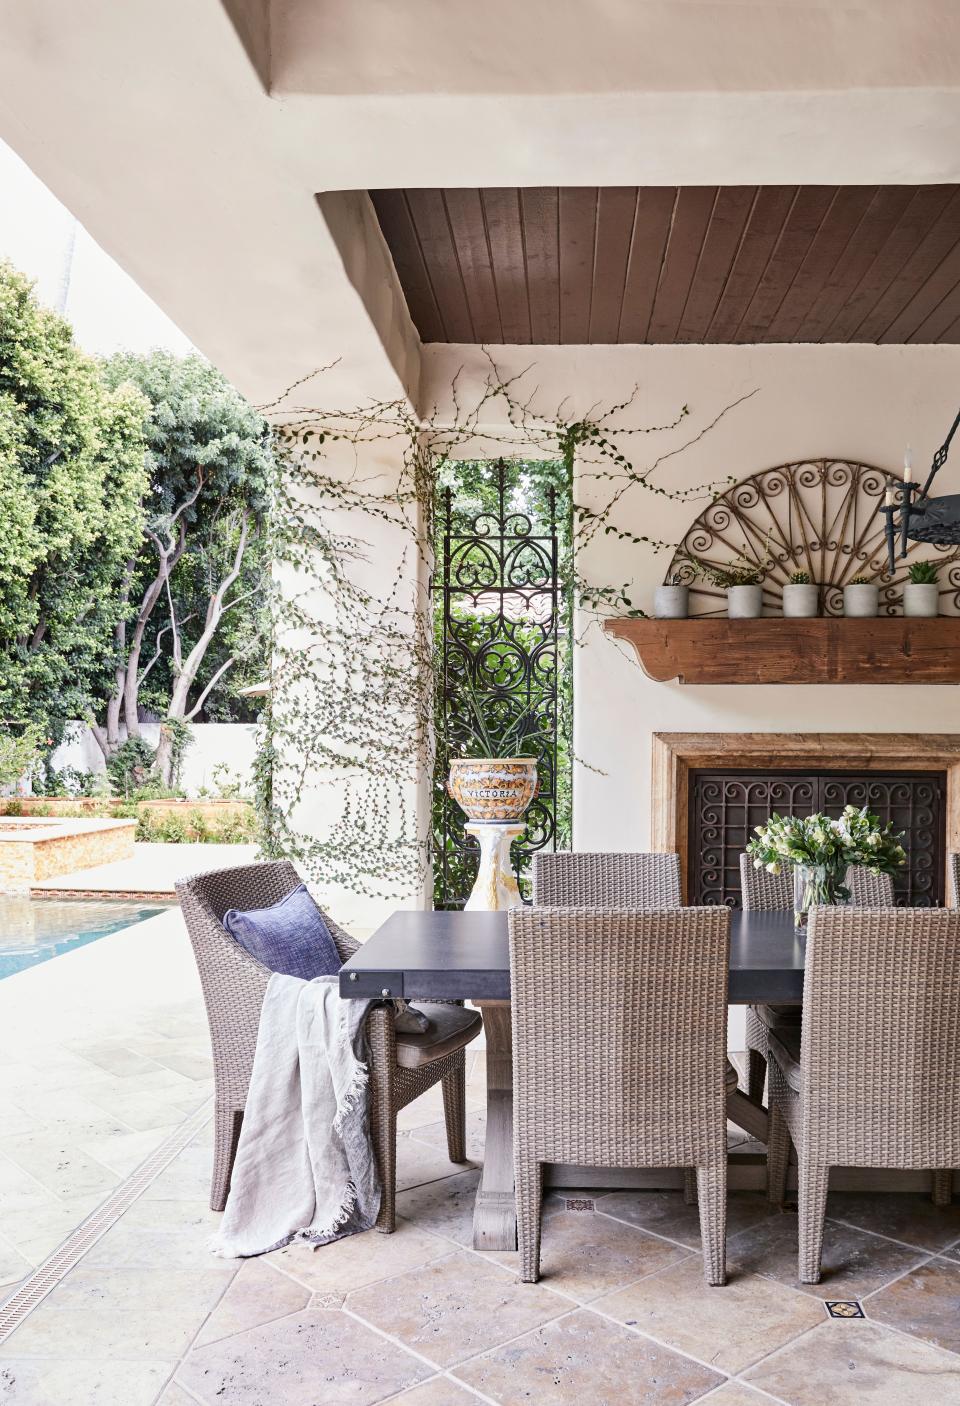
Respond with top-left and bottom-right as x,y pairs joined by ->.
210,973 -> 380,1258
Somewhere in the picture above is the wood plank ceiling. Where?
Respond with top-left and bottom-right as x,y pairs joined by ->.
369,186 -> 960,345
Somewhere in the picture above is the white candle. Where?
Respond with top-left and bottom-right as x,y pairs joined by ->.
884,487 -> 895,506
903,445 -> 914,481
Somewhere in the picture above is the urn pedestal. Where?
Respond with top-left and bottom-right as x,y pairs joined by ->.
464,822 -> 525,912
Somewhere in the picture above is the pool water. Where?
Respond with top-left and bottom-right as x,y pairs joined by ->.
0,897 -> 169,980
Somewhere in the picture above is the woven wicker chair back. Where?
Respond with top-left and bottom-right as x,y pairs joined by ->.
180,859 -> 301,926
175,861 -> 355,1109
739,853 -> 894,910
802,906 -> 960,1167
533,852 -> 681,908
508,906 -> 730,1168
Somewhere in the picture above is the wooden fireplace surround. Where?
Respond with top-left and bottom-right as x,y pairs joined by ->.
652,732 -> 960,902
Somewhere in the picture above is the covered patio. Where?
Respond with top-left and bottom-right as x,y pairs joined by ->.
3,2 -> 960,1403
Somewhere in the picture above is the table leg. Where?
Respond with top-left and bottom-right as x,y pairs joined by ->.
472,1001 -> 516,1250
726,1087 -> 769,1144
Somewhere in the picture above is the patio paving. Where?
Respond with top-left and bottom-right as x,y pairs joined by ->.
3,1025 -> 960,1402
2,909 -> 960,1403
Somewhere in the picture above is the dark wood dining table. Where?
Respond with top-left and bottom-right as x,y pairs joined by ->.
340,907 -> 804,1251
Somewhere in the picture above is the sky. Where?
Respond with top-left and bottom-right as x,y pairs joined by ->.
0,138 -> 193,356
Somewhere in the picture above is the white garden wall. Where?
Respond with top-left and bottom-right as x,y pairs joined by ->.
50,722 -> 258,799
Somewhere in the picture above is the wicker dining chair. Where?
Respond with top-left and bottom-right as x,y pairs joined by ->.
176,860 -> 481,1230
767,906 -> 960,1283
533,849 -> 732,1204
950,851 -> 960,907
533,851 -> 681,908
740,853 -> 894,1103
510,906 -> 732,1286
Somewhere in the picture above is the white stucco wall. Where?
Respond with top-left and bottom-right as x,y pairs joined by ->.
420,341 -> 960,852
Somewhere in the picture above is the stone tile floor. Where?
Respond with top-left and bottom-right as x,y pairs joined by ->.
2,912 -> 960,1403
3,1042 -> 960,1404
0,908 -> 213,1292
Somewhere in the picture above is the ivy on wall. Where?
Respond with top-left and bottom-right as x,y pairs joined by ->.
254,360 -> 751,902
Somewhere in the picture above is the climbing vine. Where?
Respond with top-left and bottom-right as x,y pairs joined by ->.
254,359 -> 752,902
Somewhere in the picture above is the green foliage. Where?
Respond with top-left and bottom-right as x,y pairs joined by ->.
33,764 -> 105,798
160,717 -> 193,786
907,559 -> 939,585
0,724 -> 43,791
99,351 -> 273,731
133,802 -> 255,844
0,261 -> 149,732
690,552 -> 767,587
106,737 -> 157,797
788,570 -> 811,585
849,575 -> 872,586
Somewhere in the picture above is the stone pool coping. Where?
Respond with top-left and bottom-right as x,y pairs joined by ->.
0,817 -> 136,889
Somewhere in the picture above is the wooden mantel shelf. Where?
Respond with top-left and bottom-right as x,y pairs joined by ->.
602,617 -> 960,685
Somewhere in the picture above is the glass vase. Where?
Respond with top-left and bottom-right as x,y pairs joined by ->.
793,863 -> 848,933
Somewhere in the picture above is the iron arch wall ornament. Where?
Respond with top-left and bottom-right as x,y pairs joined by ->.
666,458 -> 960,617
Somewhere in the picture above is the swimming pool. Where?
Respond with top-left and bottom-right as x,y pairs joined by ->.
0,896 -> 169,980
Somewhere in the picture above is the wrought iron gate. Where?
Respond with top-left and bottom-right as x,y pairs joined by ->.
433,459 -> 561,909
688,770 -> 946,908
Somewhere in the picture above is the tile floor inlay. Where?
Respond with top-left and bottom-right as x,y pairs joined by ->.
825,1299 -> 865,1318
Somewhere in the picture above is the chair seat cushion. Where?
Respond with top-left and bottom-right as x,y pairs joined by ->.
767,1028 -> 802,1092
395,1003 -> 483,1069
223,884 -> 341,981
752,1002 -> 803,1031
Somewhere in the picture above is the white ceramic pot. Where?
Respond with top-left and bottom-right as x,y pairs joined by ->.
726,584 -> 763,619
654,584 -> 689,619
903,583 -> 939,618
843,583 -> 879,618
781,583 -> 819,618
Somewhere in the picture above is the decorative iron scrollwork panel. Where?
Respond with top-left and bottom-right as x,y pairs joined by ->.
667,460 -> 960,616
689,770 -> 945,908
435,459 -> 560,909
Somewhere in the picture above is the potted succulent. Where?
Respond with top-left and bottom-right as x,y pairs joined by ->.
903,559 -> 939,617
691,553 -> 768,619
654,568 -> 689,620
747,806 -> 906,933
781,569 -> 819,618
843,575 -> 879,618
446,677 -> 541,824
719,558 -> 766,619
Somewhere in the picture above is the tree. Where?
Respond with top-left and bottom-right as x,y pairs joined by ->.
95,351 -> 273,782
0,260 -> 149,736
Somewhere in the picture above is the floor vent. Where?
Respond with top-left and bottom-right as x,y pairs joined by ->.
0,1099 -> 212,1343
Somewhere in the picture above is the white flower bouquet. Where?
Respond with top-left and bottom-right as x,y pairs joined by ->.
747,805 -> 906,929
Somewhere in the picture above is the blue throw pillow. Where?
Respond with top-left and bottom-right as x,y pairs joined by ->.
223,884 -> 342,980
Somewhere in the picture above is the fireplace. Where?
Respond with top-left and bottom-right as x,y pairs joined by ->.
652,733 -> 960,907
687,769 -> 945,907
